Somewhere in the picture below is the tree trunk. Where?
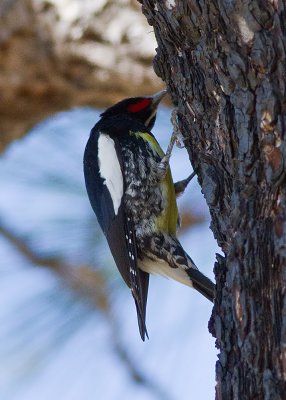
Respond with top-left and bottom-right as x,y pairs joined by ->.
140,1 -> 286,399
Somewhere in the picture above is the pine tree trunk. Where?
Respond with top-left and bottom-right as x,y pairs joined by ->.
140,1 -> 286,398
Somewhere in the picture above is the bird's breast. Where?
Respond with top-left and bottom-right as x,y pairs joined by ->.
121,132 -> 178,237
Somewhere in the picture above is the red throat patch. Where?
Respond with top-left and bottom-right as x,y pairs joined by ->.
127,98 -> 151,113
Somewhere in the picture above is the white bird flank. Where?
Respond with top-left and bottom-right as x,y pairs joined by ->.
98,133 -> 123,215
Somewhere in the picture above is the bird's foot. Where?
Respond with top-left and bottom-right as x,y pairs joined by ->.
156,113 -> 180,180
156,136 -> 175,179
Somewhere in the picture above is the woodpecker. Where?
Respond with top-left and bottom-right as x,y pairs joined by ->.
83,89 -> 215,340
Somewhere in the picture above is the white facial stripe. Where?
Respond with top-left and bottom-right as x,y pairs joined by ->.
98,134 -> 123,215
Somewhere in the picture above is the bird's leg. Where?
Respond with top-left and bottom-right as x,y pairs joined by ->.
156,110 -> 182,181
174,171 -> 196,197
156,130 -> 177,180
157,108 -> 196,191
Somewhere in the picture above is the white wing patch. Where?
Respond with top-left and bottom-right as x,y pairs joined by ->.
98,134 -> 123,215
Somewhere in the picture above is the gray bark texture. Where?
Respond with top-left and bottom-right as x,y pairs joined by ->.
140,1 -> 286,399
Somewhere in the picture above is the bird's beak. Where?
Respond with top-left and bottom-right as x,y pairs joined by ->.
144,89 -> 167,128
150,89 -> 167,109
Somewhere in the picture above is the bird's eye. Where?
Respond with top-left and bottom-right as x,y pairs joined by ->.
127,99 -> 151,113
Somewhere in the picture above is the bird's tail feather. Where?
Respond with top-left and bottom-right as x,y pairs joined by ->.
185,267 -> 215,302
183,250 -> 215,302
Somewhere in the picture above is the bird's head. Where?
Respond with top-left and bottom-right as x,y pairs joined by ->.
100,89 -> 167,130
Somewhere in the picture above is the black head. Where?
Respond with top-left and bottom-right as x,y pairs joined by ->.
100,89 -> 167,130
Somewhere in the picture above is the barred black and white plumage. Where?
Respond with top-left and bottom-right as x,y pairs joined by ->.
83,90 -> 215,340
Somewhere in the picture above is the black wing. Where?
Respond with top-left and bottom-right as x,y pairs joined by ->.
83,128 -> 149,340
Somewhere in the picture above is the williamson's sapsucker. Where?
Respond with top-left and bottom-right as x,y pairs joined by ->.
83,89 -> 215,340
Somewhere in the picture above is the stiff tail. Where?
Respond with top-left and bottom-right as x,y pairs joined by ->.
139,254 -> 215,302
185,267 -> 215,302
138,236 -> 215,302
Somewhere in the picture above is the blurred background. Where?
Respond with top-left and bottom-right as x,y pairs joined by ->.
0,1 -> 219,399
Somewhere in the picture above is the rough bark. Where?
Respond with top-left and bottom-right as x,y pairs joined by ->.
140,1 -> 286,399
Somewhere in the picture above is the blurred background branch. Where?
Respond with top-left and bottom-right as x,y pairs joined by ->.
0,0 -> 162,151
0,221 -> 172,400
